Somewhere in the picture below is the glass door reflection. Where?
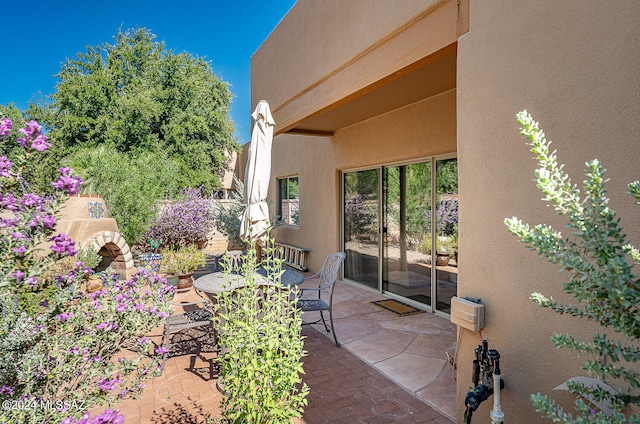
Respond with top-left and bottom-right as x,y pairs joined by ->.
343,169 -> 379,290
434,158 -> 458,314
382,162 -> 433,305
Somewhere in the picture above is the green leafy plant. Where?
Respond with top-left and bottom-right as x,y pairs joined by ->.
214,237 -> 309,423
70,147 -> 181,247
418,234 -> 456,256
161,244 -> 206,275
76,245 -> 102,270
505,110 -> 640,423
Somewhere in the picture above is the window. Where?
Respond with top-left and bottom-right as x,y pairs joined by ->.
278,176 -> 299,226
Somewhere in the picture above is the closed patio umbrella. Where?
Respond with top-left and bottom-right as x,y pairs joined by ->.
239,100 -> 275,242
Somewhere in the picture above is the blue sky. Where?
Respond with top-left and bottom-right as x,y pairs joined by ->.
1,0 -> 296,142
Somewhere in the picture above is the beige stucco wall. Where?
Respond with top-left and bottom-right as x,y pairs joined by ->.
457,1 -> 640,423
268,134 -> 337,270
269,90 -> 456,272
252,0 -> 640,422
252,0 -> 462,134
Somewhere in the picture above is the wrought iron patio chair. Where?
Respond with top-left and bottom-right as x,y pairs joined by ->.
160,297 -> 216,374
296,252 -> 346,347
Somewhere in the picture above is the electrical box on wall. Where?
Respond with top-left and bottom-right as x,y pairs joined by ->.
450,297 -> 485,331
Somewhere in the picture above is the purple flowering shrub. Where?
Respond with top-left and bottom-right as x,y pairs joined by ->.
0,118 -> 174,423
144,187 -> 215,249
344,194 -> 377,240
436,199 -> 458,236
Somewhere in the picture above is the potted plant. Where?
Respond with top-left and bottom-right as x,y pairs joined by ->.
436,236 -> 454,266
157,265 -> 179,288
162,244 -> 207,290
418,234 -> 454,266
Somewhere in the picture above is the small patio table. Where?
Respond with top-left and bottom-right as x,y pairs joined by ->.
193,268 -> 304,295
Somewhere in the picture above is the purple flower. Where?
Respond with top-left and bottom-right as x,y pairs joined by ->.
0,385 -> 14,395
51,167 -> 83,195
31,134 -> 50,151
56,312 -> 74,322
155,346 -> 169,355
0,194 -> 17,210
50,233 -> 77,256
95,321 -> 117,331
9,270 -> 24,281
17,120 -> 42,148
31,214 -> 56,229
97,377 -> 121,391
0,118 -> 12,137
12,245 -> 27,255
25,276 -> 38,287
87,408 -> 125,424
22,120 -> 40,137
44,215 -> 56,227
0,156 -> 12,177
20,193 -> 43,207
137,337 -> 150,345
10,231 -> 28,240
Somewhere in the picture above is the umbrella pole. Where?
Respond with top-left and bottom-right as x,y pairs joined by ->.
255,241 -> 263,265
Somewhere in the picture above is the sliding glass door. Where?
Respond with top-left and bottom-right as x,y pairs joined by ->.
434,158 -> 458,313
343,169 -> 379,290
342,157 -> 458,314
382,162 -> 432,305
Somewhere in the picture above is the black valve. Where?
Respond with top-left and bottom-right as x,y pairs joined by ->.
465,384 -> 492,411
464,341 -> 504,423
488,349 -> 501,375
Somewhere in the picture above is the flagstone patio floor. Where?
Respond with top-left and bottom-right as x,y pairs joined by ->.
108,274 -> 457,423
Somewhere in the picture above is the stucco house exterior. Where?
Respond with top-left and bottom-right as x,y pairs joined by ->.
249,1 -> 640,422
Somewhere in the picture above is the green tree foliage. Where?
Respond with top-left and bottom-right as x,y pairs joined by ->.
31,27 -> 238,193
70,146 -> 181,245
505,111 -> 640,423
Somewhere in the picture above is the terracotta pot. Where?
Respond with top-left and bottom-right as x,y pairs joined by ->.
86,276 -> 103,293
177,272 -> 194,290
436,252 -> 450,267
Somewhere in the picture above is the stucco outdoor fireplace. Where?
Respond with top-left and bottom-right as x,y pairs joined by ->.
56,195 -> 136,280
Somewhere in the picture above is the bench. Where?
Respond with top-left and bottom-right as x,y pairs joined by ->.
273,242 -> 309,271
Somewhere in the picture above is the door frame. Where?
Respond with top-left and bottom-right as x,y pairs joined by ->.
340,153 -> 457,317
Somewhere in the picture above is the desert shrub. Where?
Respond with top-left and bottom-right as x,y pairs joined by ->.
214,238 -> 309,423
505,111 -> 640,423
70,146 -> 182,247
145,187 -> 215,249
213,175 -> 245,248
0,117 -> 173,423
